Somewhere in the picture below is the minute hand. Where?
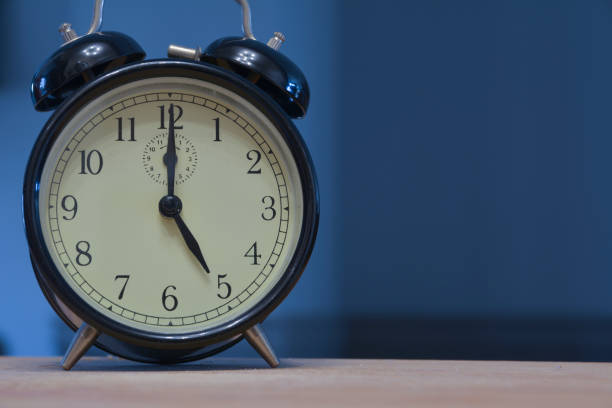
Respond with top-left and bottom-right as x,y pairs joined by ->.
165,104 -> 177,196
172,213 -> 210,274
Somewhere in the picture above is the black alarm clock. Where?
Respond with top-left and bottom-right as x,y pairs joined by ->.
23,0 -> 318,370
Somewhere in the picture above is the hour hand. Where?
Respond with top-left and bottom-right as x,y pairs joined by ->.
158,195 -> 210,274
173,213 -> 210,274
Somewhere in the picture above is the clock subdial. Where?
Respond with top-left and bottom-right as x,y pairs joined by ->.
143,133 -> 197,185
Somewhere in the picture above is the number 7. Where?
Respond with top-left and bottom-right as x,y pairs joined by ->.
114,275 -> 130,300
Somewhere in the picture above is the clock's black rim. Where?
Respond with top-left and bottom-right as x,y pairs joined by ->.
23,59 -> 319,351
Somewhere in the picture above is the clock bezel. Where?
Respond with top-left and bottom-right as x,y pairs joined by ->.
23,60 -> 319,354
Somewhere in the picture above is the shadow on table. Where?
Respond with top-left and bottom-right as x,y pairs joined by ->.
40,357 -> 303,372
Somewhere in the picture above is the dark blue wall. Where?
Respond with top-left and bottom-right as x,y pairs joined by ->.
338,0 -> 612,319
334,0 -> 612,361
2,0 -> 612,360
340,0 -> 612,318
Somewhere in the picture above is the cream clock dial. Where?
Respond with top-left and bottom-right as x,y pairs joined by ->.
37,78 -> 304,334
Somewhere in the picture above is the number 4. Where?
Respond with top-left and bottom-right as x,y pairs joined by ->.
244,242 -> 262,265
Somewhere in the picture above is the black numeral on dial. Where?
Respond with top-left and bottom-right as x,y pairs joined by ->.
75,240 -> 92,266
217,274 -> 232,299
213,117 -> 221,142
261,196 -> 276,221
116,117 -> 136,141
162,285 -> 178,311
78,150 -> 103,175
246,150 -> 262,174
158,104 -> 183,129
114,275 -> 130,299
244,242 -> 262,265
61,195 -> 77,220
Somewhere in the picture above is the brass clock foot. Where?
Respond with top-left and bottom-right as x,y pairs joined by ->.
244,324 -> 279,368
61,323 -> 99,370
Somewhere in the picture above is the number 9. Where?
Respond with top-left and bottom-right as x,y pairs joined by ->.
61,195 -> 78,220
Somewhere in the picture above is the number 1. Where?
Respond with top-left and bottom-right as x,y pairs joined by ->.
213,118 -> 221,142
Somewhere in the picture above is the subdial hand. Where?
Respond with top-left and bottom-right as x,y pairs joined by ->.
159,195 -> 210,274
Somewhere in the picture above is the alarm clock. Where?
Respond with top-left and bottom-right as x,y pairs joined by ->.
24,0 -> 318,370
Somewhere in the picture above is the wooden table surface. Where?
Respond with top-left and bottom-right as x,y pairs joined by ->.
1,357 -> 612,407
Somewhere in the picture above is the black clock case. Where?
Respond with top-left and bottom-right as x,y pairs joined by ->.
23,60 -> 319,363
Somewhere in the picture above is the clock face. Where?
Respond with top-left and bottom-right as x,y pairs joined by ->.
36,75 -> 305,336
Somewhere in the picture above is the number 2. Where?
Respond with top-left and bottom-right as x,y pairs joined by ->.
246,150 -> 261,174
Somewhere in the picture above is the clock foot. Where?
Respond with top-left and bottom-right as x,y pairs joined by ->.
244,324 -> 279,368
61,323 -> 100,370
